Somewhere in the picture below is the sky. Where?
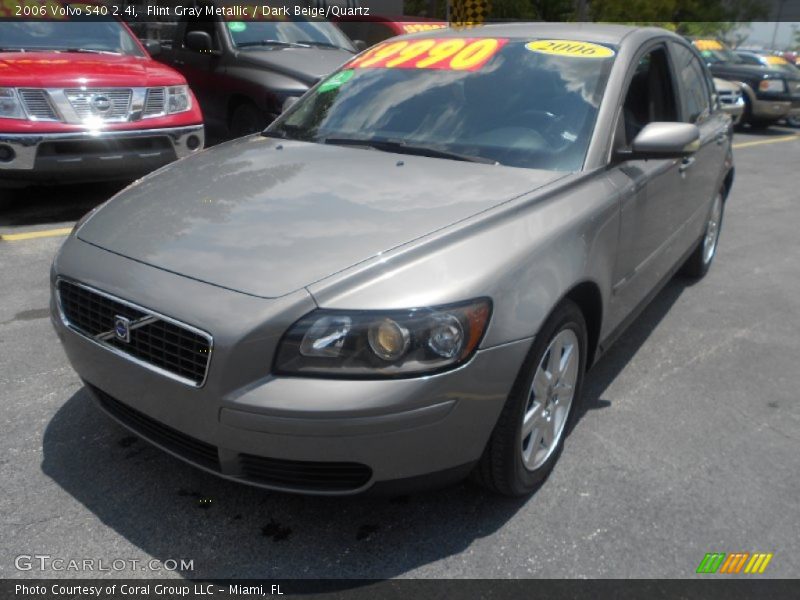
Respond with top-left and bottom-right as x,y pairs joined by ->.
742,21 -> 800,49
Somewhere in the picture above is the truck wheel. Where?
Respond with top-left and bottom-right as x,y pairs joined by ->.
473,300 -> 587,496
230,103 -> 268,138
786,115 -> 800,128
682,191 -> 724,279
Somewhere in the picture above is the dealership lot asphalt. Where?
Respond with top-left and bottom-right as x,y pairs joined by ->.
1,128 -> 799,579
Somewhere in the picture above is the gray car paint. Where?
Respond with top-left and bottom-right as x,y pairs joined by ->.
76,136 -> 565,298
52,23 -> 733,494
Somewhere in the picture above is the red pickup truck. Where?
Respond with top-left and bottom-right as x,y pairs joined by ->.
0,13 -> 204,186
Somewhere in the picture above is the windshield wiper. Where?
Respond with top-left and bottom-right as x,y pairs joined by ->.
295,40 -> 351,51
322,137 -> 498,165
62,48 -> 122,55
237,40 -> 310,49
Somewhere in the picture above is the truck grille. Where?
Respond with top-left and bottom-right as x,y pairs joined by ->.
143,87 -> 166,116
57,280 -> 212,386
240,454 -> 373,492
65,88 -> 132,121
18,88 -> 59,121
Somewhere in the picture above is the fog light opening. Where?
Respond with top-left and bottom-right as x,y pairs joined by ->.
186,135 -> 201,151
0,145 -> 15,163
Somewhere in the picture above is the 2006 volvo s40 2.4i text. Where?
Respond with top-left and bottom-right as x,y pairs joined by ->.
52,24 -> 733,496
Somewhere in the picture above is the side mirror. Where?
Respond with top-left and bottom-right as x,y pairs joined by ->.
185,31 -> 213,53
143,39 -> 161,57
353,39 -> 367,51
621,122 -> 700,161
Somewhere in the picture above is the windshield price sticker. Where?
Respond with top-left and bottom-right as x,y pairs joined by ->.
347,38 -> 508,72
694,39 -> 724,51
526,39 -> 615,58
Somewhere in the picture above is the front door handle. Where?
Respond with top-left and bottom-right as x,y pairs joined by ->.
173,59 -> 185,66
716,132 -> 727,145
679,156 -> 696,173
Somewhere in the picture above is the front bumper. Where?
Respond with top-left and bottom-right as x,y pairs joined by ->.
0,125 -> 204,183
751,97 -> 792,119
51,239 -> 529,495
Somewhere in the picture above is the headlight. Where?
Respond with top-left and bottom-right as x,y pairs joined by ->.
759,78 -> 787,93
166,85 -> 191,114
274,298 -> 492,378
0,88 -> 25,119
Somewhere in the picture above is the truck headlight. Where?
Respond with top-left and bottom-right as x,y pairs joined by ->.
274,299 -> 492,378
166,85 -> 191,114
0,88 -> 25,119
759,78 -> 787,93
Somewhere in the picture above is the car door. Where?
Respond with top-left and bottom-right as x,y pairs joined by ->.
606,43 -> 685,325
162,16 -> 227,131
670,42 -> 730,241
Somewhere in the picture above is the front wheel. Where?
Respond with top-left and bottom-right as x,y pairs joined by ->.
682,192 -> 724,279
473,300 -> 587,496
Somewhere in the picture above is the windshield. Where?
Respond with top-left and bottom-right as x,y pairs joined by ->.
760,55 -> 800,74
227,20 -> 354,51
267,39 -> 615,171
0,19 -> 144,55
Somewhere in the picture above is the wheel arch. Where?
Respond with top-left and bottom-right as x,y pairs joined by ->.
561,280 -> 603,369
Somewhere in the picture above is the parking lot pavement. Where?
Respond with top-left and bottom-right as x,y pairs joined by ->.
1,128 -> 799,580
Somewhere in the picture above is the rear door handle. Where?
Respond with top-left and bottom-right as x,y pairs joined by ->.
679,156 -> 696,172
716,132 -> 727,145
173,59 -> 185,66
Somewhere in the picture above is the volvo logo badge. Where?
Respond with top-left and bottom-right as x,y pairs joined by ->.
114,316 -> 131,343
91,94 -> 112,113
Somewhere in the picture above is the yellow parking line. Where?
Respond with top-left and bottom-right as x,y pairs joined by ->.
0,227 -> 72,242
733,134 -> 800,149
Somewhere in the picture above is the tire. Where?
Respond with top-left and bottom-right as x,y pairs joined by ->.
229,102 -> 268,139
786,115 -> 800,128
748,118 -> 777,130
473,300 -> 588,496
682,191 -> 724,279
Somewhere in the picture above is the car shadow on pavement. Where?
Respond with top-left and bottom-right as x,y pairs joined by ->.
578,277 -> 687,417
0,182 -> 124,227
41,276 -> 689,580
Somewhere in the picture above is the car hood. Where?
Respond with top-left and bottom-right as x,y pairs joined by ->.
0,52 -> 185,87
237,48 -> 355,86
710,62 -> 800,81
77,136 -> 564,298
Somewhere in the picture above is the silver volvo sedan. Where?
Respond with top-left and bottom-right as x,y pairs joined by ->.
51,23 -> 733,496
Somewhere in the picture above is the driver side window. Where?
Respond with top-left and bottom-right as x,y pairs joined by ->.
616,46 -> 678,150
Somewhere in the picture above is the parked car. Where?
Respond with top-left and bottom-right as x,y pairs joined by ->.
150,3 -> 356,139
0,14 -> 204,187
334,15 -> 448,48
714,77 -> 745,125
733,50 -> 800,127
692,38 -> 800,128
52,24 -> 733,496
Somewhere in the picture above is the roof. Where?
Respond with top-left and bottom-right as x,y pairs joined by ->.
404,22 -> 675,44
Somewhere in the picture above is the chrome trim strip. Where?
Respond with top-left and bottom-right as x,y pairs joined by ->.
55,277 -> 214,388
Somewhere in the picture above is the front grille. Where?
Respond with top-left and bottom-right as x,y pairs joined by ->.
718,91 -> 741,105
65,88 -> 132,121
143,87 -> 166,116
18,88 -> 59,121
240,454 -> 372,492
37,137 -> 173,157
58,280 -> 212,386
92,385 -> 221,472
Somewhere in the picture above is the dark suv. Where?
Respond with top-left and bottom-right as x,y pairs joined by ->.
692,38 -> 800,128
151,2 -> 355,139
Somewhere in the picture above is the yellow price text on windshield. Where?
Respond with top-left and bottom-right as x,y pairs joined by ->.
347,38 -> 508,71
